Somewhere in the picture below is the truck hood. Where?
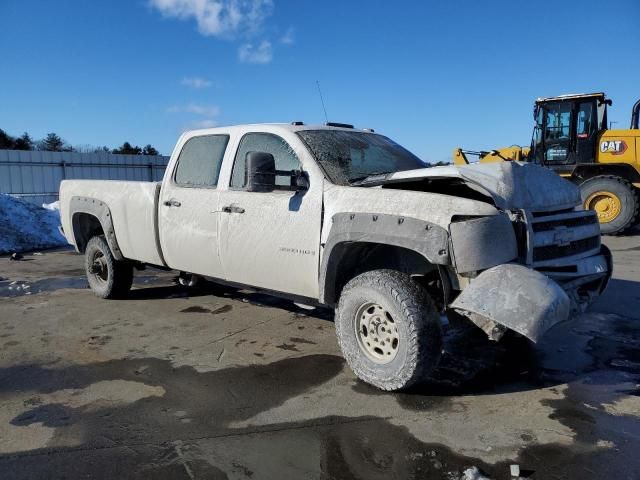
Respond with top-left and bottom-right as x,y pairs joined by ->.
322,183 -> 500,243
377,161 -> 580,212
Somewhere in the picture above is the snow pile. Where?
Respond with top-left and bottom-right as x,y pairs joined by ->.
0,194 -> 68,254
42,200 -> 60,211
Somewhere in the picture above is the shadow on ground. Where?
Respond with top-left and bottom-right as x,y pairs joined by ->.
592,278 -> 640,319
2,341 -> 639,479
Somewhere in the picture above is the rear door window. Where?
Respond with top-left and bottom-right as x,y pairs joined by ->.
174,135 -> 229,187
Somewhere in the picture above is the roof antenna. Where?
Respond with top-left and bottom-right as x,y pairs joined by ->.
316,80 -> 329,123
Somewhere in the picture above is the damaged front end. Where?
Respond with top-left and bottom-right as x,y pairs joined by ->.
339,161 -> 612,343
447,208 -> 611,343
451,264 -> 571,342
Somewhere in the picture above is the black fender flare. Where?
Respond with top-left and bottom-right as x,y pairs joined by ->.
319,212 -> 450,305
69,196 -> 124,260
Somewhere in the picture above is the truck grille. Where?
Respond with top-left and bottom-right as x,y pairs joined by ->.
533,236 -> 600,262
532,213 -> 598,232
525,210 -> 601,267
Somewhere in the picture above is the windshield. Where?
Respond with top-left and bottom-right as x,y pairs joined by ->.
296,130 -> 428,185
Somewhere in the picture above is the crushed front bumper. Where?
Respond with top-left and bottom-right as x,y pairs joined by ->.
450,248 -> 612,342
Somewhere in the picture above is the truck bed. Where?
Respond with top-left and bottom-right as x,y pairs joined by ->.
59,180 -> 164,266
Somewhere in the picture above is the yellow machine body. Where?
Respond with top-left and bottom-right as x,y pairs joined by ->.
596,129 -> 640,186
453,146 -> 529,165
453,93 -> 640,234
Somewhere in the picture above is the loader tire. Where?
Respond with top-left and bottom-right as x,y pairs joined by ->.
85,235 -> 133,299
335,269 -> 442,391
580,176 -> 639,235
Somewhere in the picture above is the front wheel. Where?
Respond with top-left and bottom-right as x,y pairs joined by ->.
580,176 -> 639,235
85,235 -> 133,299
335,270 -> 442,391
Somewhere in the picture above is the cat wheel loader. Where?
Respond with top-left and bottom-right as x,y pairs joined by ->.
454,93 -> 640,235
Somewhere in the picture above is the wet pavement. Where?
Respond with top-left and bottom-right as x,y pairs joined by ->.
0,236 -> 639,479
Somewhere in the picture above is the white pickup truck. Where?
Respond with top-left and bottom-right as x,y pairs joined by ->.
60,122 -> 612,390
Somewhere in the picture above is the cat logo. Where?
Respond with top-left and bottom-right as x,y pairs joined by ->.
600,140 -> 628,155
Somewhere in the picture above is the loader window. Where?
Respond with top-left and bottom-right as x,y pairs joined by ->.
575,100 -> 598,164
174,135 -> 229,187
545,103 -> 571,141
543,103 -> 572,164
577,102 -> 594,138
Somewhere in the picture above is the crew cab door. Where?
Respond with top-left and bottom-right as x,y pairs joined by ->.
218,132 -> 322,298
158,134 -> 229,277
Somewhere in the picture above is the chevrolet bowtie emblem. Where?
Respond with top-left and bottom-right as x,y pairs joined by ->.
552,227 -> 572,246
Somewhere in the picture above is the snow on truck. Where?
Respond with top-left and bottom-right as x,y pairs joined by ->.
59,123 -> 612,390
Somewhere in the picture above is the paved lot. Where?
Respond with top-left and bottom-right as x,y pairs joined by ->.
0,234 -> 639,479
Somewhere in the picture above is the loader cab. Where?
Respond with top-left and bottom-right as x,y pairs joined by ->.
530,93 -> 610,171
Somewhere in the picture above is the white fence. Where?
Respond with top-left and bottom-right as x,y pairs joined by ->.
0,149 -> 169,205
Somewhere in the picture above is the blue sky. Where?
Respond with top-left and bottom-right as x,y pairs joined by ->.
1,0 -> 639,161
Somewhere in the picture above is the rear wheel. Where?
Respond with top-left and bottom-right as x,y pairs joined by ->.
580,176 -> 639,235
335,269 -> 442,391
85,235 -> 133,299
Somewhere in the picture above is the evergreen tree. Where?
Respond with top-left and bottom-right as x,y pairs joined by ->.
40,132 -> 66,152
0,129 -> 15,149
112,142 -> 142,155
13,132 -> 34,150
142,144 -> 159,156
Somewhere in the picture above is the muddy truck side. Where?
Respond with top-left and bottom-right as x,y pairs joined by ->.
59,123 -> 612,391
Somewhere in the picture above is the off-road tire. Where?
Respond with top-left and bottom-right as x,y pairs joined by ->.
85,235 -> 133,299
335,269 -> 442,391
580,175 -> 639,235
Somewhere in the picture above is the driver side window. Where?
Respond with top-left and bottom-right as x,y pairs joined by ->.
230,133 -> 302,190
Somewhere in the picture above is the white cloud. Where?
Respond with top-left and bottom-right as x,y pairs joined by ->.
181,76 -> 213,89
186,119 -> 219,130
149,0 -> 273,37
238,40 -> 272,64
171,105 -> 221,131
167,103 -> 220,117
280,26 -> 294,45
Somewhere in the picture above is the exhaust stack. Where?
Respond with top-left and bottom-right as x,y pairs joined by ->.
631,98 -> 640,129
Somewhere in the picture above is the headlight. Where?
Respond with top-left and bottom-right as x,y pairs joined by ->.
449,214 -> 518,274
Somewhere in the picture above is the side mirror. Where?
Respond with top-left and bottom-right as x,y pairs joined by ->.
294,171 -> 309,191
246,151 -> 275,192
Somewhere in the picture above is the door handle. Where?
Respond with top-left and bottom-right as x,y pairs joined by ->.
222,205 -> 245,214
163,199 -> 181,207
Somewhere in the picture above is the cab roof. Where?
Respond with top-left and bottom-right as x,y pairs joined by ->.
184,122 -> 377,137
535,92 -> 606,103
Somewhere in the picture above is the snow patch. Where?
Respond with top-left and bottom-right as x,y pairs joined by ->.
0,194 -> 68,254
460,467 -> 492,480
42,200 -> 60,211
